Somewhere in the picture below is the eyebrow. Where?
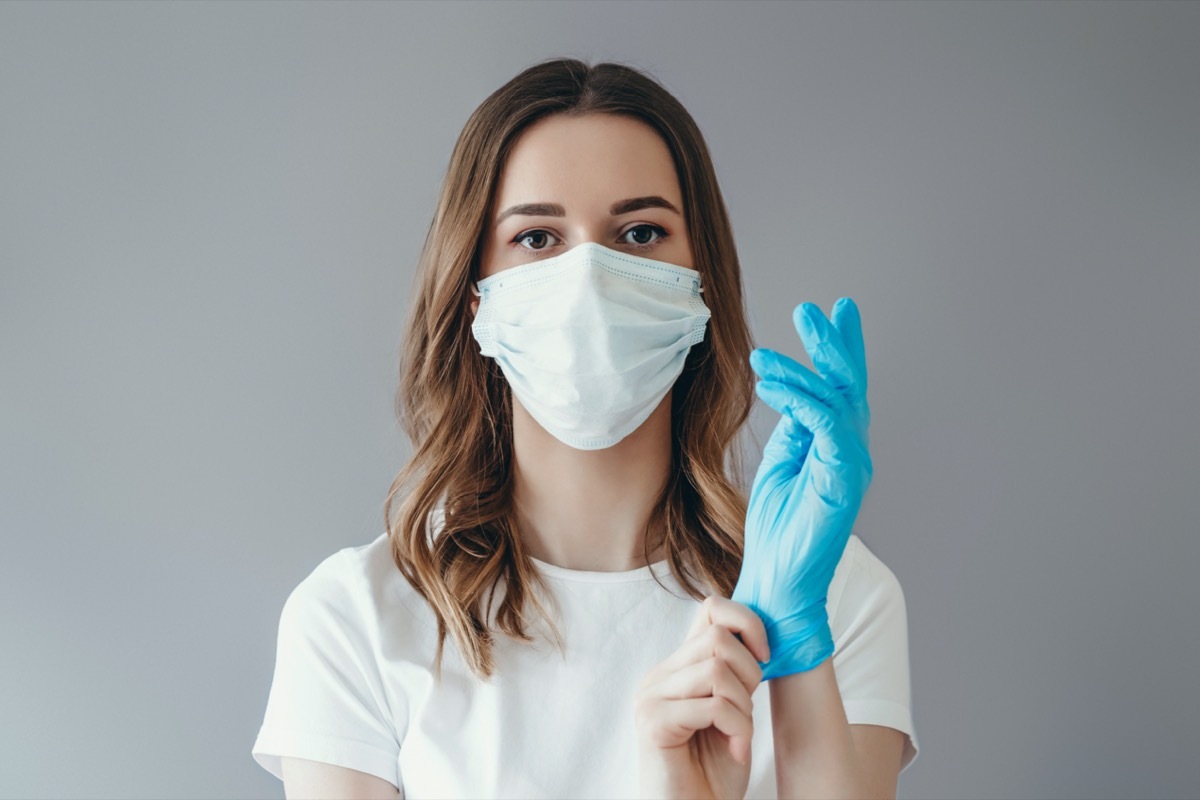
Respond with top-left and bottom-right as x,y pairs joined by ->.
493,195 -> 681,228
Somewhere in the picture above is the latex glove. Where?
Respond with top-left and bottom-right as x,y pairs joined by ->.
731,297 -> 874,681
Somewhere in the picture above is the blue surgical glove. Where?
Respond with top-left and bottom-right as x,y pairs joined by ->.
731,297 -> 874,681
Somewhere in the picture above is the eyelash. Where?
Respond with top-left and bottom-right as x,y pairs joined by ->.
511,224 -> 669,253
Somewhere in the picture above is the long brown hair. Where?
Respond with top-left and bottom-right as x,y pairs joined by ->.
384,57 -> 755,683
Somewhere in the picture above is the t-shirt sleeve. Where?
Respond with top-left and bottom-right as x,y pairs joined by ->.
251,549 -> 403,791
829,537 -> 920,774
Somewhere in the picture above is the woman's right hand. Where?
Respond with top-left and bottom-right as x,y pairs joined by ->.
633,595 -> 771,799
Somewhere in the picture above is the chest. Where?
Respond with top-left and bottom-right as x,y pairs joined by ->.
385,585 -> 781,799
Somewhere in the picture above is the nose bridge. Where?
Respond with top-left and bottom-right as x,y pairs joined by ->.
560,208 -> 613,248
570,230 -> 606,250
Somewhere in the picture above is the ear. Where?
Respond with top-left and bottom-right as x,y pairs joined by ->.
470,297 -> 479,318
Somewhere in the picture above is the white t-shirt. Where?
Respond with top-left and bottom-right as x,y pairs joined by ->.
252,516 -> 919,798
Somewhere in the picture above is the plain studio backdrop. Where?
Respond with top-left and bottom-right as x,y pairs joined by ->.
1,2 -> 1197,798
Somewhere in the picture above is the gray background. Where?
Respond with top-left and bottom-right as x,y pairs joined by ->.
2,1 -> 1197,798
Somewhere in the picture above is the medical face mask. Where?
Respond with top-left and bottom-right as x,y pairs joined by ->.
470,241 -> 712,450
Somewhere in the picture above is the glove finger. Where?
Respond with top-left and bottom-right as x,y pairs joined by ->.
830,297 -> 868,398
749,347 -> 848,415
794,303 -> 863,403
756,394 -> 813,479
756,380 -> 858,469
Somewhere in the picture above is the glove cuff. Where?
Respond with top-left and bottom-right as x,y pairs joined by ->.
760,605 -> 835,681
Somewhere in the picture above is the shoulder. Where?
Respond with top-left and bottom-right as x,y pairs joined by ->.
282,528 -> 440,644
254,536 -> 415,789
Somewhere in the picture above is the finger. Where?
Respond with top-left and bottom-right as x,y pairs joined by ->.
682,602 -> 770,689
656,695 -> 753,751
794,303 -> 862,402
713,625 -> 766,695
670,618 -> 765,695
830,297 -> 867,396
756,380 -> 857,467
654,654 -> 755,719
755,406 -> 812,485
686,596 -> 772,665
749,347 -> 848,414
646,633 -> 762,715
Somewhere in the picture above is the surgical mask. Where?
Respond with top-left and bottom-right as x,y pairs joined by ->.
470,241 -> 711,450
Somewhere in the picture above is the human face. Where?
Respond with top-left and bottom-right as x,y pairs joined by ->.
472,112 -> 692,315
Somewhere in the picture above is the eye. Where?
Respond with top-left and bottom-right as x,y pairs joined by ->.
513,229 -> 561,251
620,224 -> 668,251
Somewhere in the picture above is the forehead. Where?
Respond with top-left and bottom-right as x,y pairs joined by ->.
492,113 -> 682,214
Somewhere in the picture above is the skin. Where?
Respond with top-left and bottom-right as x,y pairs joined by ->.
280,111 -> 906,799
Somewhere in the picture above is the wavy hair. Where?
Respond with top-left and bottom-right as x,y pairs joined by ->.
384,57 -> 756,683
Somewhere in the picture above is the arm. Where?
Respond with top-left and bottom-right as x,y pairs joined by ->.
769,657 -> 904,800
282,757 -> 402,800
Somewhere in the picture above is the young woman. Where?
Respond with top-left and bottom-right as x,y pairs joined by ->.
252,58 -> 918,799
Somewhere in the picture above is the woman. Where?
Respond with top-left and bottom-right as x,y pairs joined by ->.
252,57 -> 918,799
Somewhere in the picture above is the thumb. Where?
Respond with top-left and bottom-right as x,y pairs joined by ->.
751,410 -> 810,500
764,400 -> 812,460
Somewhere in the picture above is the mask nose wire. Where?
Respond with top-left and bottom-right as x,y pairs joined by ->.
470,265 -> 703,296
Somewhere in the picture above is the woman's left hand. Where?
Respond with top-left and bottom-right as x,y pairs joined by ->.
731,297 -> 873,681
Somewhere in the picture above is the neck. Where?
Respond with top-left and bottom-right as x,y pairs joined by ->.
510,392 -> 673,572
